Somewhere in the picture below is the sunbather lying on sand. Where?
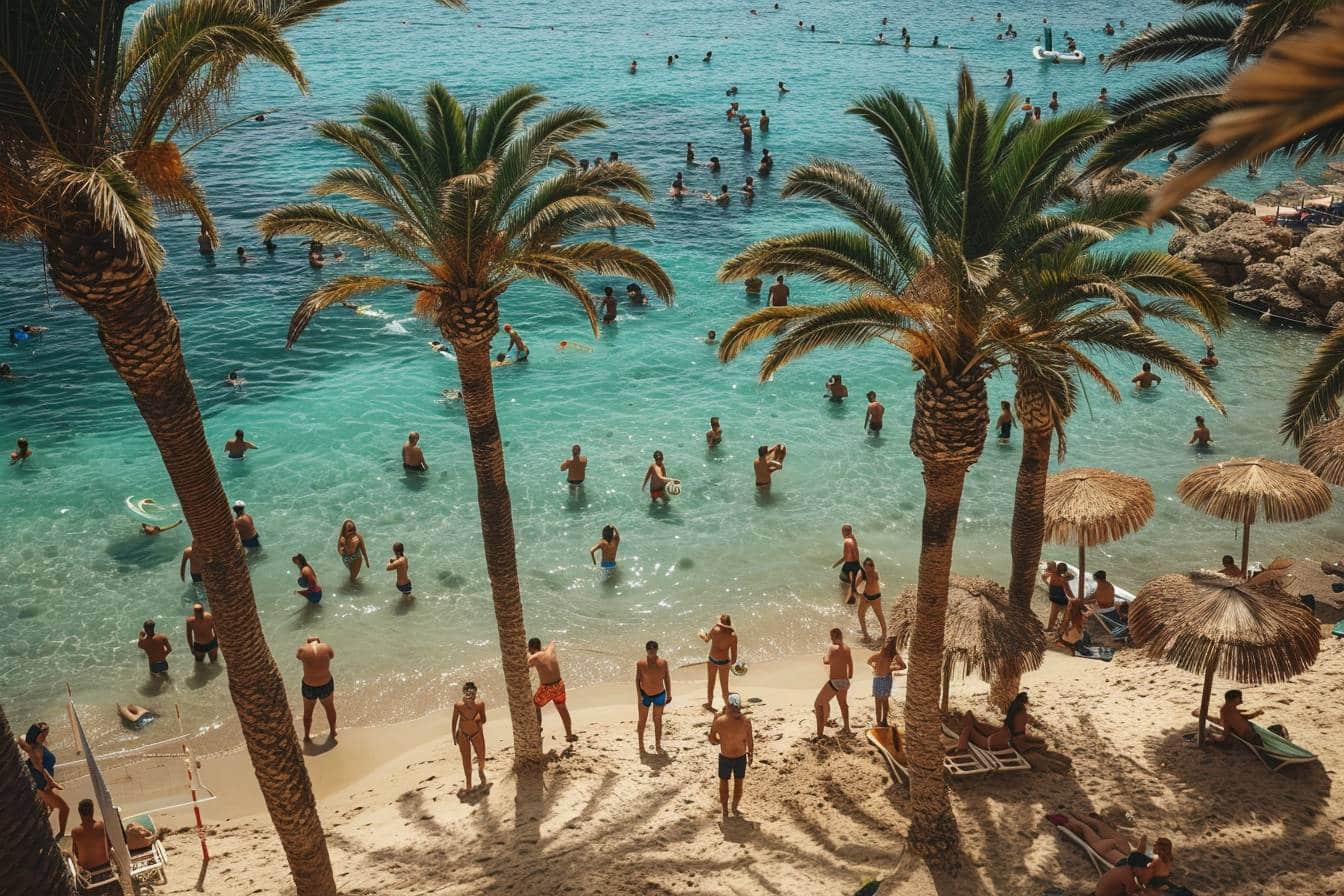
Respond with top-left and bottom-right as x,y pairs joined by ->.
1052,811 -> 1146,865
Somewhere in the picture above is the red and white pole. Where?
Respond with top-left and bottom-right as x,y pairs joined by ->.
175,705 -> 209,860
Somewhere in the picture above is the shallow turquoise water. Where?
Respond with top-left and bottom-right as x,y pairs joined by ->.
2,0 -> 1339,743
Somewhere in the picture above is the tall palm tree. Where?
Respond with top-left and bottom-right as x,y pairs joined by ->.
259,83 -> 673,763
991,242 -> 1225,707
716,67 -> 1156,863
0,706 -> 74,896
1089,0 -> 1334,176
0,3 -> 454,893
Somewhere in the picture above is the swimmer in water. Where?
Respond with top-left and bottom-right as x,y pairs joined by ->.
233,500 -> 260,549
996,401 -> 1014,442
703,185 -> 731,205
742,175 -> 756,200
707,156 -> 721,173
1200,345 -> 1219,368
589,524 -> 620,572
1131,362 -> 1162,389
704,51 -> 713,63
778,81 -> 789,94
864,392 -> 885,436
236,246 -> 251,264
1189,416 -> 1213,449
402,431 -> 428,471
627,283 -> 649,305
706,417 -> 723,448
428,340 -> 454,357
140,520 -> 183,536
492,353 -> 514,368
180,543 -> 202,583
224,428 -> 257,459
759,109 -> 769,133
642,450 -> 671,503
602,286 -> 618,322
10,437 -> 31,464
293,553 -> 322,604
387,542 -> 413,598
706,329 -> 717,344
876,32 -> 888,44
686,142 -> 695,165
629,59 -> 637,74
671,172 -> 688,197
754,443 -> 786,488
561,444 -> 588,487
198,224 -> 214,256
825,374 -> 848,402
337,519 -> 370,582
758,148 -> 773,176
225,370 -> 247,388
186,602 -> 219,663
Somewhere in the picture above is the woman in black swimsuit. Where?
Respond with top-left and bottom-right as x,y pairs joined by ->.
451,682 -> 487,794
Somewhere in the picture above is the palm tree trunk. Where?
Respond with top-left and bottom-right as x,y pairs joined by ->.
904,373 -> 988,870
990,423 -> 1053,710
45,217 -> 336,896
0,705 -> 76,896
448,339 -> 545,764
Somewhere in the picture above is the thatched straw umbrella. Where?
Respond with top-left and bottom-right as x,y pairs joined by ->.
1176,457 -> 1332,577
1298,417 -> 1344,486
889,575 -> 1045,711
1043,468 -> 1155,588
1131,571 -> 1320,745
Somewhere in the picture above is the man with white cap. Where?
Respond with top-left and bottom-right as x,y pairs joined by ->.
708,692 -> 754,816
233,500 -> 260,549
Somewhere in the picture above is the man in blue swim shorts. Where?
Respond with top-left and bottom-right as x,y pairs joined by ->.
590,524 -> 620,575
709,693 -> 754,816
635,640 -> 672,753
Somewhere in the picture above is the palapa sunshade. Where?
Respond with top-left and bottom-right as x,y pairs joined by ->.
1176,457 -> 1332,578
1043,468 -> 1155,587
1130,571 -> 1320,745
1298,417 -> 1344,486
889,575 -> 1045,711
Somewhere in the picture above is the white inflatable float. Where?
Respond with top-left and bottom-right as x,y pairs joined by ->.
1032,45 -> 1086,63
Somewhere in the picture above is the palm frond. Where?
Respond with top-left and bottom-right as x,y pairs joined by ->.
1281,322 -> 1344,444
258,202 -> 424,264
522,242 -> 674,302
487,104 -> 607,223
1229,0 -> 1333,63
41,152 -> 164,271
287,273 -> 408,347
1105,10 -> 1241,68
1085,249 -> 1228,331
718,229 -> 902,292
507,257 -> 600,337
1087,91 -> 1229,175
468,82 -> 548,165
1061,316 -> 1223,411
847,87 -> 951,238
717,295 -> 921,375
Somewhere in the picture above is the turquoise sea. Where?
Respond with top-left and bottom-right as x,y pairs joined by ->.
3,0 -> 1339,746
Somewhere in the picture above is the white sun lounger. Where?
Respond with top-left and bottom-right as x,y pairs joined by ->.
1207,721 -> 1318,772
66,811 -> 168,892
941,723 -> 1030,772
1047,817 -> 1112,874
867,725 -> 993,782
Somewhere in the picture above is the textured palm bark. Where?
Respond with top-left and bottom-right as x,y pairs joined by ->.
44,214 -> 337,896
1,705 -> 76,896
991,423 -> 1054,710
903,374 -> 988,869
447,337 -> 545,765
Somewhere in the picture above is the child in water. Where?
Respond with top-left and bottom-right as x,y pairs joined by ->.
996,401 -> 1014,443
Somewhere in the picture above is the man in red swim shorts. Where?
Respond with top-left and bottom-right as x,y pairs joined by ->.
528,637 -> 576,742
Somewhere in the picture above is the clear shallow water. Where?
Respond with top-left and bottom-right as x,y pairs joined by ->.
3,0 -> 1340,744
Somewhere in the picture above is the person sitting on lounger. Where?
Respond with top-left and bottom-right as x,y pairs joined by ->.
1053,810 -> 1147,865
71,799 -> 111,872
948,691 -> 1044,754
1210,689 -> 1278,746
124,818 -> 158,851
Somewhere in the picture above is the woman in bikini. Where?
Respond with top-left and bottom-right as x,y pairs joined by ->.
1050,810 -> 1147,865
451,682 -> 487,794
948,692 -> 1045,754
1042,561 -> 1074,633
19,722 -> 69,838
336,519 -> 370,582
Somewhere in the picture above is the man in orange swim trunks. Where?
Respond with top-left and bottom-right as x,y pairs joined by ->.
528,637 -> 577,742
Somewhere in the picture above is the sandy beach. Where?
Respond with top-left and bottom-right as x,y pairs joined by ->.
120,621 -> 1344,896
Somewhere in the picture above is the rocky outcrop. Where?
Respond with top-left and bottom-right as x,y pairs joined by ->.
1170,212 -> 1295,286
1088,168 -> 1252,231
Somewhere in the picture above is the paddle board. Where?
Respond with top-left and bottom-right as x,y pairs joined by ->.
125,496 -> 177,520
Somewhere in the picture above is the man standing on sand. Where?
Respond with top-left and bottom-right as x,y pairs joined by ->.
699,614 -> 738,710
833,524 -> 862,603
709,693 -> 754,816
402,431 -> 428,471
814,628 -> 853,737
297,636 -> 336,742
186,603 -> 219,664
864,391 -> 885,435
528,638 -> 577,742
561,444 -> 588,487
233,500 -> 260,549
767,275 -> 789,306
636,640 -> 672,753
137,620 -> 172,677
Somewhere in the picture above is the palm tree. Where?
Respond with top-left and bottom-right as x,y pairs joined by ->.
1089,0 -> 1334,176
0,3 -> 448,893
259,83 -> 673,763
0,706 -> 74,896
715,67 -> 1163,863
991,242 -> 1225,707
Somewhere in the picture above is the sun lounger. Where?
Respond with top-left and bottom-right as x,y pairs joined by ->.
941,722 -> 1028,772
1090,607 -> 1129,642
1207,721 -> 1318,772
1046,815 -> 1112,874
123,812 -> 169,885
866,725 -> 909,785
66,857 -> 118,893
1333,619 -> 1344,639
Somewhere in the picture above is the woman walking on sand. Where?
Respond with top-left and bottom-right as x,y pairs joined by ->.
336,519 -> 370,581
451,682 -> 487,794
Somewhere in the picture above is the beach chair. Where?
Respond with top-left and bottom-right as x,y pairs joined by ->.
123,812 -> 169,885
1090,606 -> 1129,642
1045,815 -> 1112,874
1207,721 -> 1319,772
65,857 -> 118,893
866,725 -> 908,785
941,723 -> 1028,773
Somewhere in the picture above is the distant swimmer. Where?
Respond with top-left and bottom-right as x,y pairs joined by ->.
627,283 -> 649,305
726,101 -> 740,122
236,246 -> 251,264
1131,362 -> 1162,388
1104,21 -> 1114,35
503,323 -> 529,361
428,340 -> 455,357
1049,91 -> 1059,112
293,553 -> 322,604
686,142 -> 695,165
233,500 -> 260,549
225,370 -> 247,388
561,444 -> 588,486
629,59 -> 637,74
197,224 -> 213,256
768,275 -> 789,306
699,614 -> 738,710
1189,416 -> 1213,449
704,51 -> 713,62
754,443 -> 786,487
186,603 -> 219,663
10,437 -> 30,465
727,85 -> 739,96
140,519 -> 182,536
492,353 -> 514,368
833,524 -> 862,604
590,524 -> 620,572
117,704 -> 156,729
708,156 -> 721,173
180,543 -> 202,583
741,175 -> 755,199
402,431 -> 428,471
797,20 -> 804,29
876,32 -> 888,44
703,184 -> 731,205
308,246 -> 324,268
931,35 -> 940,47
706,329 -> 718,344
138,619 -> 172,677
758,148 -> 774,176
0,362 -> 16,380
671,171 -> 688,197
1200,345 -> 1219,368
636,640 -> 672,753
527,637 -> 577,741
1098,87 -> 1109,104
778,81 -> 789,93
1004,68 -> 1014,87
602,286 -> 618,323
642,450 -> 671,503
264,237 -> 276,255
739,115 -> 753,150
387,541 -> 412,597
706,416 -> 723,448
337,518 -> 370,581
297,635 -> 336,741
997,400 -> 1014,443
667,54 -> 675,65
864,391 -> 884,435
224,428 -> 257,459
759,109 -> 769,133
826,374 -> 848,402
452,682 -> 487,793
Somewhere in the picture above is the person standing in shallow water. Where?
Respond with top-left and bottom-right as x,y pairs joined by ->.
337,519 -> 370,581
642,450 -> 671,503
293,554 -> 322,604
297,635 -> 336,742
996,400 -> 1014,443
864,391 -> 884,435
402,431 -> 428,471
138,619 -> 172,676
387,542 -> 412,598
561,444 -> 588,487
833,524 -> 862,603
451,682 -> 486,794
186,603 -> 219,664
767,275 -> 789,306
